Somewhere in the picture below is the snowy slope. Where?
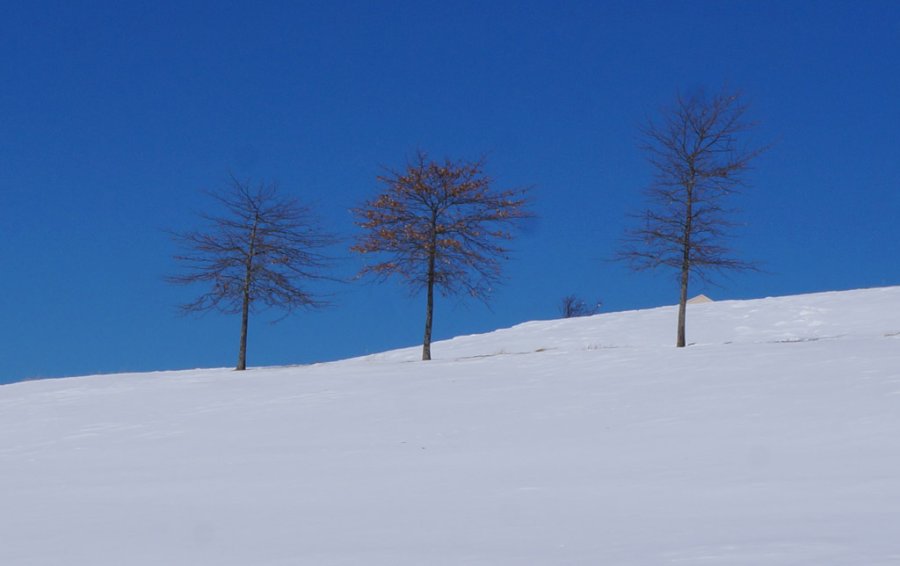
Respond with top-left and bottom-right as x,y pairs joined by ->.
2,287 -> 900,565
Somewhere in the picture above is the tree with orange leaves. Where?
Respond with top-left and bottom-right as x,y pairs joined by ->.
352,152 -> 531,360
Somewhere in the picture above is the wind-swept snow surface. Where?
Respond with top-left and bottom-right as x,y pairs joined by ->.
2,287 -> 900,565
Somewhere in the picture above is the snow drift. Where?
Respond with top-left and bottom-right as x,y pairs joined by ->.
2,286 -> 900,565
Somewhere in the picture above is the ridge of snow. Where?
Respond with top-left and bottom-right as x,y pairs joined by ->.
363,285 -> 900,362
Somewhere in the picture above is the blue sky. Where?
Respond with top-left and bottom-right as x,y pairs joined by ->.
2,1 -> 898,383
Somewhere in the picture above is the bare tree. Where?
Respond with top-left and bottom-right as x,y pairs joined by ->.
618,88 -> 763,347
352,151 -> 530,360
169,176 -> 335,370
559,294 -> 602,318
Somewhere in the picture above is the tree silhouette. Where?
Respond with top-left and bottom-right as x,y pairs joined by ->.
352,152 -> 530,360
559,294 -> 601,318
618,89 -> 764,347
169,176 -> 335,370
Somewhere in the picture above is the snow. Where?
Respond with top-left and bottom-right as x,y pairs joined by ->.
2,286 -> 900,565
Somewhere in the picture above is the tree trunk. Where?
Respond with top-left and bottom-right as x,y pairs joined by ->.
422,215 -> 438,361
237,289 -> 250,370
237,216 -> 258,370
677,182 -> 693,348
422,249 -> 436,361
676,261 -> 689,348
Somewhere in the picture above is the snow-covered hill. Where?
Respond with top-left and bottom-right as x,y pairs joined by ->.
2,287 -> 900,565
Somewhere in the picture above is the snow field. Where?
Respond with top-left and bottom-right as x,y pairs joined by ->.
2,286 -> 900,564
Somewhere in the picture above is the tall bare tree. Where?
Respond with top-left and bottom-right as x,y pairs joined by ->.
169,176 -> 335,370
352,151 -> 530,360
618,89 -> 763,347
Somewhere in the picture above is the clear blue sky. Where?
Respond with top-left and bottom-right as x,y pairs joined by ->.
2,0 -> 898,383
